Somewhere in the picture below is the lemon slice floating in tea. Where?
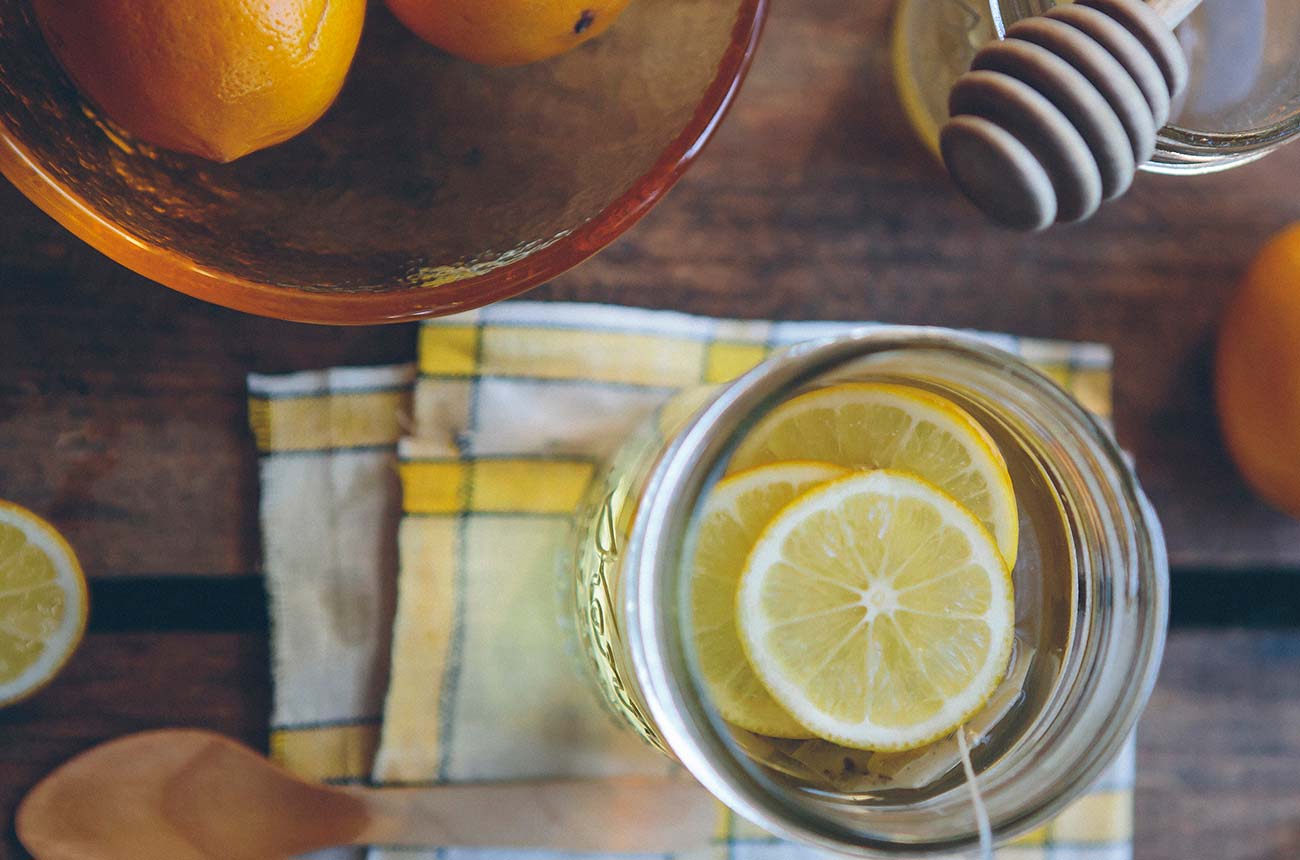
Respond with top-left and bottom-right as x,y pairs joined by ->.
736,471 -> 1014,752
0,502 -> 88,708
728,382 -> 1019,567
690,461 -> 849,738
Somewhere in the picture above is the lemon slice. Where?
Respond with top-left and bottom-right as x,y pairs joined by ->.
892,0 -> 1000,157
0,502 -> 88,707
736,471 -> 1014,751
728,382 -> 1019,567
690,461 -> 848,738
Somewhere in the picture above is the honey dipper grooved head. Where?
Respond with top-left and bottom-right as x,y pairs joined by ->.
949,71 -> 1101,223
1006,17 -> 1156,163
940,0 -> 1191,230
941,116 -> 1058,232
972,38 -> 1135,200
1076,0 -> 1190,96
1046,4 -> 1173,128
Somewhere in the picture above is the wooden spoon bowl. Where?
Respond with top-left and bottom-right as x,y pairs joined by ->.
17,730 -> 715,860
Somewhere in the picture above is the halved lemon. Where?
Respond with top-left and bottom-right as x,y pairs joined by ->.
0,502 -> 88,708
736,471 -> 1014,752
728,382 -> 1019,567
690,461 -> 848,738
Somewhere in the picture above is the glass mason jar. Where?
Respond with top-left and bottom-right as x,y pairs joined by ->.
570,327 -> 1168,855
893,0 -> 1300,174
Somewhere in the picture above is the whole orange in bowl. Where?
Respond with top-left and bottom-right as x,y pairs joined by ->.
386,0 -> 633,66
31,0 -> 366,163
1216,223 -> 1300,517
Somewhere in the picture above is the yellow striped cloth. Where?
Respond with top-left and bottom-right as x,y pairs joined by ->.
249,302 -> 1132,860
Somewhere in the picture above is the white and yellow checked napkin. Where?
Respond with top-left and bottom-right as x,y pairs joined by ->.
250,301 -> 1134,860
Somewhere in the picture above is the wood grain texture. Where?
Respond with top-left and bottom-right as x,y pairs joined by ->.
2,0 -> 1300,575
1136,631 -> 1300,860
0,630 -> 1295,859
0,200 -> 417,577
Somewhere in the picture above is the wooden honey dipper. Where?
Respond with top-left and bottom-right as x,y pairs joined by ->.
941,0 -> 1202,230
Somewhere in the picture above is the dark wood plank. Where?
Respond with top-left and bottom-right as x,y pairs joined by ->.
0,197 -> 418,577
0,630 -> 1295,859
3,0 -> 1300,574
1136,630 -> 1300,860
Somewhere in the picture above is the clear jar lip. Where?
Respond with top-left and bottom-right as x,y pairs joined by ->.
1146,120 -> 1300,174
1144,127 -> 1288,174
624,326 -> 1169,856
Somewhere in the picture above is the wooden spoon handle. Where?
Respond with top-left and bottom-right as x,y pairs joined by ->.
345,777 -> 721,852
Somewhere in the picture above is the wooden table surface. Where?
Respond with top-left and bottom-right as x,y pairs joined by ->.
3,1 -> 1300,858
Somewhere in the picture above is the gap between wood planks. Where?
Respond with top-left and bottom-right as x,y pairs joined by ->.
84,570 -> 1300,633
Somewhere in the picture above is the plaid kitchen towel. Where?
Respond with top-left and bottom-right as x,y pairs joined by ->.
250,301 -> 1132,860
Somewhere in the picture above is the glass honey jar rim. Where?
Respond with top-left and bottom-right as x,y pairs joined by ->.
620,327 -> 1168,855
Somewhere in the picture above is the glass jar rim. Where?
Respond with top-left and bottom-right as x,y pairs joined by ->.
623,326 -> 1168,856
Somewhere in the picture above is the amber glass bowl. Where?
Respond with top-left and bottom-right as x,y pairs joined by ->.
0,0 -> 764,324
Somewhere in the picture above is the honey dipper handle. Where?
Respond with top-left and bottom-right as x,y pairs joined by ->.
1149,0 -> 1202,28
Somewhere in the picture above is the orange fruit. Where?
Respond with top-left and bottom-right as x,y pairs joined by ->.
33,0 -> 366,163
1216,222 -> 1300,517
385,0 -> 633,66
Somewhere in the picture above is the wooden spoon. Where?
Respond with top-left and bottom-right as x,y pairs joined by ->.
17,730 -> 717,860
